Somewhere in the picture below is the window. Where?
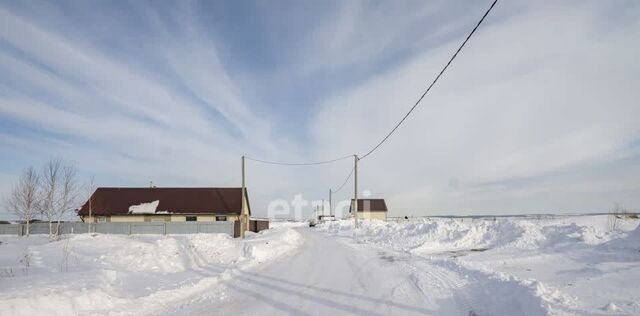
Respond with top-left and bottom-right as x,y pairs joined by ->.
186,216 -> 197,222
97,216 -> 107,223
215,216 -> 227,221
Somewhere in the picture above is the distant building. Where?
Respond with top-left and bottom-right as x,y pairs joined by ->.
77,187 -> 250,228
349,199 -> 388,221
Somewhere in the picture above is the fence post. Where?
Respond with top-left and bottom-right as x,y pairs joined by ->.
128,223 -> 131,235
163,222 -> 167,235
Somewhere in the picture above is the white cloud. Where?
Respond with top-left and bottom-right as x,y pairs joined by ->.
309,1 -> 640,213
0,4 -> 294,217
1,1 -> 639,218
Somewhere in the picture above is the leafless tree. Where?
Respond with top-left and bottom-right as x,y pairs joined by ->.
55,161 -> 80,235
4,167 -> 40,236
608,203 -> 628,231
38,158 -> 82,237
39,159 -> 61,236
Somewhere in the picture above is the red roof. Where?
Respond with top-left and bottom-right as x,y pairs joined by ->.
349,199 -> 388,212
78,187 -> 250,216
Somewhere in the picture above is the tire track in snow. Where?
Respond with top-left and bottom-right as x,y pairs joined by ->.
344,238 -> 557,315
374,249 -> 476,315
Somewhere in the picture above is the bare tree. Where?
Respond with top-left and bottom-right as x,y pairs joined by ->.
608,203 -> 628,231
54,162 -> 80,235
38,158 -> 82,237
4,167 -> 40,236
39,159 -> 61,236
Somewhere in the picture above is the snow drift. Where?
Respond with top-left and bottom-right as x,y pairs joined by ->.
318,215 -> 633,254
318,216 -> 640,315
0,227 -> 302,316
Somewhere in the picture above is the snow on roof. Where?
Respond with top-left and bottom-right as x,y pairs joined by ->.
129,200 -> 160,214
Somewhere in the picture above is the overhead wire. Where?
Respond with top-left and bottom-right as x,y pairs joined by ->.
243,0 -> 498,197
359,0 -> 498,160
331,166 -> 355,194
244,155 -> 352,166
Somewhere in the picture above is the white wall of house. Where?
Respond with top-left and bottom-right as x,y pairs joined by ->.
196,215 -> 214,222
170,215 -> 186,221
81,214 -> 242,223
224,215 -> 239,222
355,211 -> 387,221
111,215 -> 146,222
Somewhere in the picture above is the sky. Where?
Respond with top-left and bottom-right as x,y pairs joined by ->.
0,0 -> 639,219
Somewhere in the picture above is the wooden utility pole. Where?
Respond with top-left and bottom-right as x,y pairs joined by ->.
354,154 -> 359,228
329,189 -> 332,217
241,155 -> 246,238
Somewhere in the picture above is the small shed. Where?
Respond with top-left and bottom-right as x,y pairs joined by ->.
349,199 -> 388,221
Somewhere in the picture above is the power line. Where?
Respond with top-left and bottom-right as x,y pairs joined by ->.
245,154 -> 355,193
243,0 -> 498,201
244,1 -> 497,165
359,0 -> 498,160
244,155 -> 352,166
331,166 -> 355,194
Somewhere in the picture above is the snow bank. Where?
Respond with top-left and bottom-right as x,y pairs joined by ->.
128,200 -> 160,214
319,216 -> 640,315
600,221 -> 640,251
268,221 -> 308,229
0,227 -> 302,316
242,227 -> 303,264
318,216 -> 634,254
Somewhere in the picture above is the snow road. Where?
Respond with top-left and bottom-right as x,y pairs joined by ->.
173,228 -> 445,315
171,228 -> 525,316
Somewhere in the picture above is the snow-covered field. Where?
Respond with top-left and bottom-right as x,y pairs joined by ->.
1,215 -> 638,316
0,227 -> 302,316
319,215 -> 640,315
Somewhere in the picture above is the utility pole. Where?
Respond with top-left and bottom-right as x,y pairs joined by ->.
329,189 -> 332,217
354,154 -> 359,228
241,155 -> 246,238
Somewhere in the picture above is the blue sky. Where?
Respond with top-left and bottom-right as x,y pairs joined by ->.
1,0 -> 639,218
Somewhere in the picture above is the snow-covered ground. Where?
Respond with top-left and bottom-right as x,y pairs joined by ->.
319,215 -> 640,315
1,216 -> 638,316
0,227 -> 302,316
268,220 -> 310,229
